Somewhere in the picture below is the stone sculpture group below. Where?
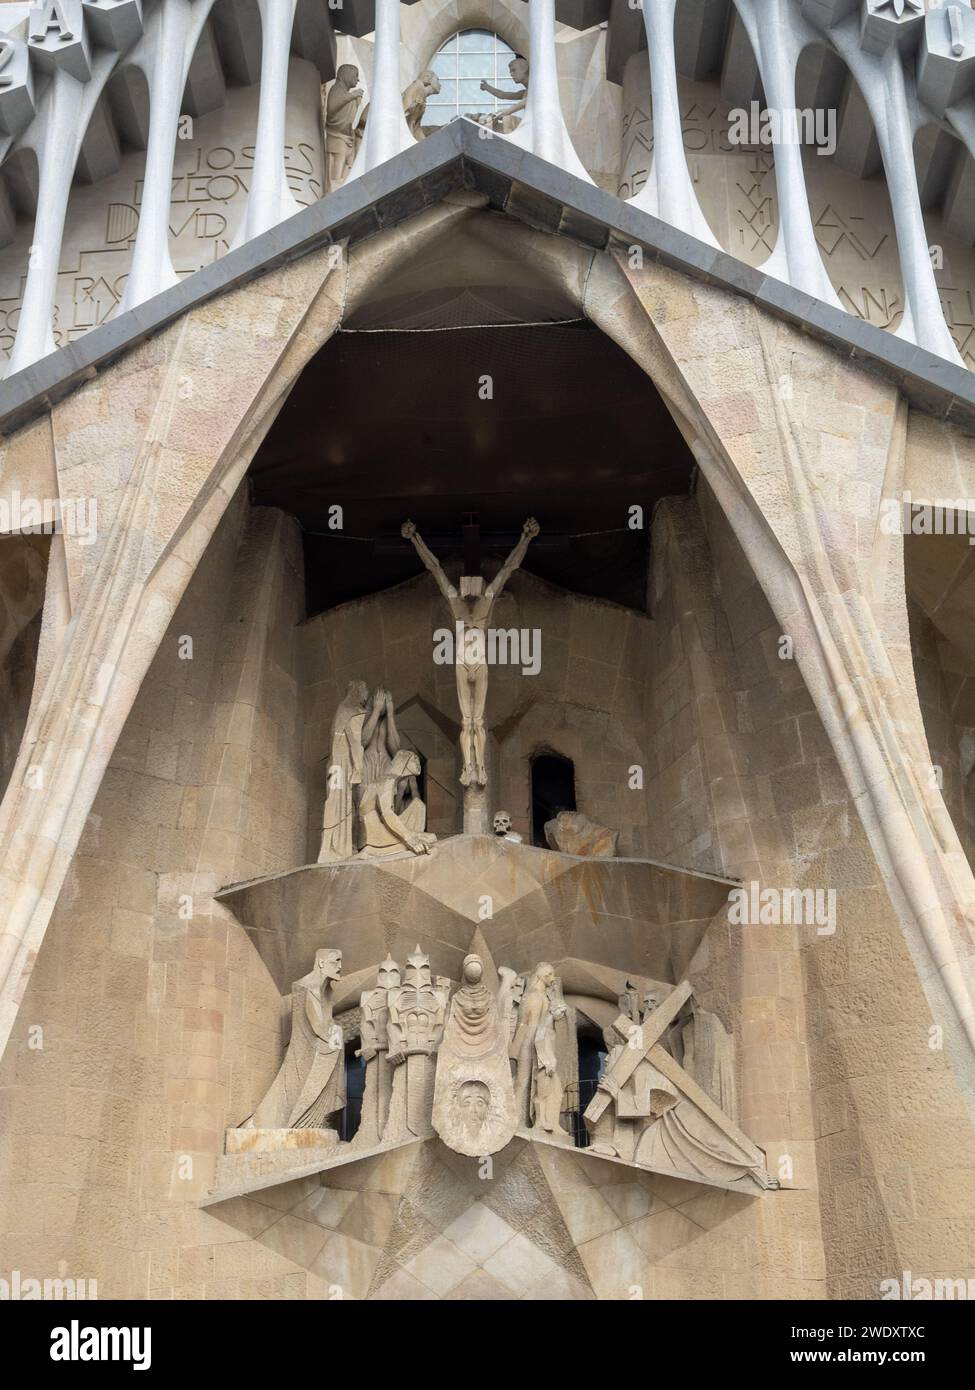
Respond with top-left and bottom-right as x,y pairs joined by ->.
317,682 -> 435,863
230,950 -> 773,1194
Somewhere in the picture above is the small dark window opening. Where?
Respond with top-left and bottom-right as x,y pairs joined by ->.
530,752 -> 576,847
341,1040 -> 366,1142
570,1024 -> 607,1148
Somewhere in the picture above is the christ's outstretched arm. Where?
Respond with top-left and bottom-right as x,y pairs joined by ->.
402,520 -> 457,601
486,517 -> 540,599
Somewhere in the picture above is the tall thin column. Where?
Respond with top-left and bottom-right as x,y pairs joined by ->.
121,0 -> 217,313
233,0 -> 301,246
628,0 -> 718,245
347,0 -> 412,180
508,0 -> 591,182
7,1 -> 114,375
6,74 -> 87,374
832,26 -> 963,364
732,0 -> 842,306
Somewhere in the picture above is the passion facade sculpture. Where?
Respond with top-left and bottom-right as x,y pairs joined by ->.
323,64 -> 363,192
324,68 -> 442,192
401,516 -> 540,789
231,950 -> 772,1195
509,961 -> 571,1136
403,70 -> 442,138
317,683 -> 434,863
472,54 -> 530,133
243,947 -> 345,1137
584,981 -> 771,1189
432,954 -> 520,1156
382,946 -> 450,1140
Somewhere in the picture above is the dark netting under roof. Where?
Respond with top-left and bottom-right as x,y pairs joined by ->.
249,321 -> 695,616
342,284 -> 584,331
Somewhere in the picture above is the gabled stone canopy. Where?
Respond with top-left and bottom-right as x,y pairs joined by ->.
2,119 -> 975,441
1,179 -> 973,1093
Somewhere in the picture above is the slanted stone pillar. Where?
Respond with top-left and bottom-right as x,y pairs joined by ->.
0,248 -> 347,1057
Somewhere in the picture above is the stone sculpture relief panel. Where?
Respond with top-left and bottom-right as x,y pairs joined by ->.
216,938 -> 772,1200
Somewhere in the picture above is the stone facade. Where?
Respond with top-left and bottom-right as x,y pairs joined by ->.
1,0 -> 975,1305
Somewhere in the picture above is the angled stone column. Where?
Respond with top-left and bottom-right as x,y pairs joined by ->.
507,0 -> 592,182
233,0 -> 302,247
121,0 -> 218,313
0,248 -> 347,1057
584,250 -> 975,1289
588,251 -> 975,1083
627,0 -> 718,246
6,17 -> 116,376
830,23 -> 963,364
731,0 -> 842,307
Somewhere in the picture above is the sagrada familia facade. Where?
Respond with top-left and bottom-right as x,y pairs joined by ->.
0,0 -> 975,1303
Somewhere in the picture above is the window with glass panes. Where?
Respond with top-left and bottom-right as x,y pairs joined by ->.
426,30 -> 519,125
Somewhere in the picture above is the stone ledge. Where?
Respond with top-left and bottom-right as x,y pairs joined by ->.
2,119 -> 974,438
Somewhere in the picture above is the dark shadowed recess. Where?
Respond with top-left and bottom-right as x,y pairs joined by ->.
249,320 -> 695,616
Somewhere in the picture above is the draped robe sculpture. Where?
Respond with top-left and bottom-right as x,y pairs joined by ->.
323,64 -> 363,191
216,952 -> 770,1202
245,948 -> 345,1135
588,1016 -> 680,1162
357,749 -> 436,858
509,961 -> 570,1138
319,686 -> 433,862
432,954 -> 519,1156
317,681 -> 368,863
585,983 -> 771,1190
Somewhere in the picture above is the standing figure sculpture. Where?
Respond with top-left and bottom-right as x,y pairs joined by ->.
509,961 -> 568,1137
319,684 -> 407,862
677,996 -> 738,1121
403,69 -> 441,137
432,954 -> 519,1156
402,517 -> 540,788
355,955 -> 400,1147
318,680 -> 368,863
383,946 -> 449,1142
244,948 -> 345,1135
324,64 -> 363,191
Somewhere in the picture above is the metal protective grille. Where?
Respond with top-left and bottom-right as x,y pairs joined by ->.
427,29 -> 518,124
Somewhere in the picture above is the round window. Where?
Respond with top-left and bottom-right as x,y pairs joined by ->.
426,29 -> 520,126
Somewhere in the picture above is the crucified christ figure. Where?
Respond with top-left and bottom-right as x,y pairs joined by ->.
402,517 -> 540,788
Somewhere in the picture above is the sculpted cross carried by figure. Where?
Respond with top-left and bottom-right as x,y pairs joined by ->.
231,949 -> 772,1194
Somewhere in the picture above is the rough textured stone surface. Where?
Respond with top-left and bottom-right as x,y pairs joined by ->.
544,810 -> 619,857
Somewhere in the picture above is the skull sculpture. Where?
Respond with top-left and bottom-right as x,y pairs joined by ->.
493,811 -> 512,836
